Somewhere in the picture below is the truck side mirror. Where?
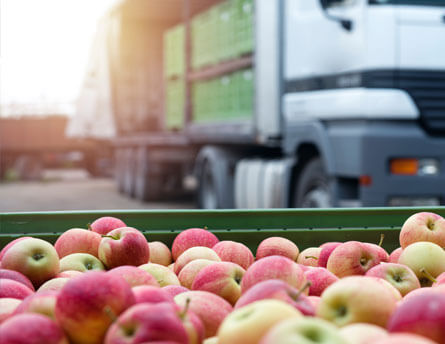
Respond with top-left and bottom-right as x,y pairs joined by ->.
319,0 -> 354,32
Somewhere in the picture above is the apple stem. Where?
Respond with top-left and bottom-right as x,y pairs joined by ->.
103,306 -> 117,322
378,234 -> 385,247
204,226 -> 208,230
420,268 -> 437,284
101,235 -> 118,240
289,281 -> 312,301
180,298 -> 191,320
305,256 -> 318,260
87,223 -> 92,230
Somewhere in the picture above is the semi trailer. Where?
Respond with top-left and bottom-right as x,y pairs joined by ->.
69,0 -> 445,208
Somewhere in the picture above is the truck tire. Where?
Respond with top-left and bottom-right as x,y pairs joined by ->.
295,157 -> 332,208
133,147 -> 162,202
198,160 -> 219,209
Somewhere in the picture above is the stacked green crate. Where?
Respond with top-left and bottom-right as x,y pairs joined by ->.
234,0 -> 254,56
164,24 -> 185,129
238,69 -> 254,118
217,1 -> 236,62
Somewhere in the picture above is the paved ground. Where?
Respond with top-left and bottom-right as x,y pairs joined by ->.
0,169 -> 194,213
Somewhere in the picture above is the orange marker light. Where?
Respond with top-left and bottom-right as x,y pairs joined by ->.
390,158 -> 418,175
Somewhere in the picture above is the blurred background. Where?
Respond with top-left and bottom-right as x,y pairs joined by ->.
1,0 -> 444,212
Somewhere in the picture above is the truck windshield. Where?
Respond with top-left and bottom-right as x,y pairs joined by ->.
369,0 -> 445,5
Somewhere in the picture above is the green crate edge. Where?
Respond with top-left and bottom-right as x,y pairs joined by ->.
1,207 -> 444,252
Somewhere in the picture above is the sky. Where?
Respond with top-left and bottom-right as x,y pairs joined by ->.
0,0 -> 116,116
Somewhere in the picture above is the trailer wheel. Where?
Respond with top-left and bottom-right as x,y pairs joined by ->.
295,157 -> 332,208
198,160 -> 218,209
133,147 -> 162,202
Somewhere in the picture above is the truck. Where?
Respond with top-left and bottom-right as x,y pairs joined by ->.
68,0 -> 445,208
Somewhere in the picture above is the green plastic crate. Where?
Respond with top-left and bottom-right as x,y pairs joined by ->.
234,0 -> 254,57
1,208 -> 445,252
165,79 -> 185,129
164,25 -> 185,78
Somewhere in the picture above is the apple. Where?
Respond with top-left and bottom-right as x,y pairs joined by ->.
398,241 -> 445,287
149,241 -> 172,266
304,267 -> 339,297
191,262 -> 246,305
107,265 -> 159,287
365,263 -> 420,296
99,227 -> 150,269
174,290 -> 233,338
132,285 -> 174,304
364,242 -> 389,263
338,323 -> 388,344
89,216 -> 126,235
13,290 -> 58,320
174,246 -> 221,275
217,299 -> 302,344
213,240 -> 254,270
139,263 -> 181,287
389,248 -> 403,263
373,334 -> 438,344
59,253 -> 105,272
37,277 -> 70,293
308,295 -> 321,311
327,241 -> 381,277
1,238 -> 59,287
0,268 -> 35,291
255,237 -> 299,261
0,298 -> 22,324
387,289 -> 445,344
297,247 -> 322,267
399,212 -> 445,249
0,313 -> 68,344
0,236 -> 32,261
259,316 -> 348,344
178,259 -> 217,289
203,337 -> 218,344
54,228 -> 102,258
0,278 -> 34,299
55,271 -> 135,344
318,242 -> 342,268
104,302 -> 204,344
317,276 -> 400,327
163,285 -> 189,298
403,285 -> 445,301
434,272 -> 445,287
234,279 -> 315,316
56,270 -> 83,278
240,255 -> 306,294
172,228 -> 219,261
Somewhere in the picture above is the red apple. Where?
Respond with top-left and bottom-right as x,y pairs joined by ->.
132,285 -> 174,304
373,334 -> 438,344
0,313 -> 68,344
365,263 -> 420,296
149,241 -> 172,266
104,302 -> 204,344
0,268 -> 35,291
1,238 -> 59,288
191,262 -> 245,305
56,270 -> 83,278
387,289 -> 445,344
54,228 -> 102,258
434,272 -> 445,287
37,277 -> 70,293
107,265 -> 159,287
139,263 -> 181,287
172,228 -> 219,261
0,298 -> 22,324
13,290 -> 58,320
213,240 -> 254,270
399,212 -> 445,249
178,259 -> 217,289
318,242 -> 342,268
163,285 -> 189,298
234,279 -> 315,316
296,247 -> 322,267
0,278 -> 34,300
364,243 -> 389,263
59,253 -> 105,272
255,237 -> 299,261
339,323 -> 388,344
304,267 -> 339,296
389,247 -> 403,263
55,271 -> 135,344
89,216 -> 126,235
0,237 -> 32,261
99,227 -> 150,269
327,241 -> 381,277
307,295 -> 321,311
174,246 -> 221,275
174,290 -> 233,338
240,255 -> 306,294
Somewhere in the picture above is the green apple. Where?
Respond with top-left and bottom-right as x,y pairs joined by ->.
59,253 -> 104,273
139,263 -> 180,287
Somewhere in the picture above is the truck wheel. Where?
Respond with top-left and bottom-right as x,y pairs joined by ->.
295,157 -> 332,208
133,147 -> 162,202
198,160 -> 218,209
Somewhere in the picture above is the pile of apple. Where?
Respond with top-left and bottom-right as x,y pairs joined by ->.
0,212 -> 445,344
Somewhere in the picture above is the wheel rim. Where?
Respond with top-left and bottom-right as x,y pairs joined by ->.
301,187 -> 332,208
